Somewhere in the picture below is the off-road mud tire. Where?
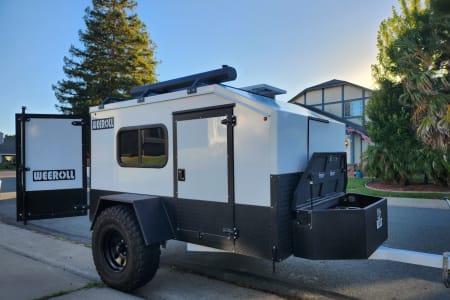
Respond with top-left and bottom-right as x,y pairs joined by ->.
92,205 -> 160,291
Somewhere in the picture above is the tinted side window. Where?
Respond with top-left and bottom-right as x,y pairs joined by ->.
141,127 -> 167,167
118,130 -> 139,165
118,125 -> 168,168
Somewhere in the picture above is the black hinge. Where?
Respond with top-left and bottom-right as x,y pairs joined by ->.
18,165 -> 30,172
223,227 -> 239,240
221,115 -> 236,126
17,117 -> 30,122
72,120 -> 86,126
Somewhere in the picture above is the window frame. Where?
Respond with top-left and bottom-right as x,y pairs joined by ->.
344,100 -> 363,118
116,124 -> 169,168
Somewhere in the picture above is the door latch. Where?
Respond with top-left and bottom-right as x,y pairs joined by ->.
177,169 -> 186,181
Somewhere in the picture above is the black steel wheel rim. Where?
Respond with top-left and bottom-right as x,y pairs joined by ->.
103,229 -> 128,272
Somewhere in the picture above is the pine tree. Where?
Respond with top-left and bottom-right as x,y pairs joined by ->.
53,0 -> 157,115
364,80 -> 420,185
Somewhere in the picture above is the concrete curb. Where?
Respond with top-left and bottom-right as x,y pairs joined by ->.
0,192 -> 16,200
0,243 -> 99,282
387,197 -> 450,209
0,221 -> 283,300
0,222 -> 99,281
0,221 -> 146,299
365,182 -> 450,194
54,287 -> 142,300
0,170 -> 15,178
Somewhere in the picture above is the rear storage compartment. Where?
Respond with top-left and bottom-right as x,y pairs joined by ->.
291,152 -> 387,259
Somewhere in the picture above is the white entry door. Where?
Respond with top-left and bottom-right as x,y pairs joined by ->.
173,105 -> 236,250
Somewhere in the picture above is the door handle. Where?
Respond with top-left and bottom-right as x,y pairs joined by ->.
177,169 -> 186,181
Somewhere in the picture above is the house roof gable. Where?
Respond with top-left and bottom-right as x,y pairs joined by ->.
289,79 -> 371,103
0,138 -> 15,154
293,102 -> 367,134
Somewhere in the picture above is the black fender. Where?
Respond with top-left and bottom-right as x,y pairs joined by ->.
91,193 -> 176,245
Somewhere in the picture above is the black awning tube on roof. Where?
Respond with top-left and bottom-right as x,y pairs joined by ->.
130,65 -> 237,98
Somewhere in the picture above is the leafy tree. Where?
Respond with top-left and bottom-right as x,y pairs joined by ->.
364,80 -> 421,185
53,0 -> 157,115
373,0 -> 449,152
369,0 -> 449,186
416,147 -> 449,186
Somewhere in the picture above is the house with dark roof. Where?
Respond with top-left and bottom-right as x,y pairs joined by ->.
289,79 -> 371,171
0,134 -> 16,164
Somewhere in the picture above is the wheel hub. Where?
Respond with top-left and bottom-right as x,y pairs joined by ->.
104,230 -> 128,272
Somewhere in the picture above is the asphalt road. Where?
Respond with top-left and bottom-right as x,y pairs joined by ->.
0,175 -> 15,193
1,174 -> 449,299
386,206 -> 450,254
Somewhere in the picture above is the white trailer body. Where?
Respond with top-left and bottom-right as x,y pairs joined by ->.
89,84 -> 345,206
16,66 -> 387,291
88,83 -> 353,259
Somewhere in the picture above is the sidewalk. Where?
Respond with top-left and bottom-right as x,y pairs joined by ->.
0,170 -> 15,178
0,172 -> 283,299
0,221 -> 282,300
387,197 -> 450,209
0,221 -> 140,300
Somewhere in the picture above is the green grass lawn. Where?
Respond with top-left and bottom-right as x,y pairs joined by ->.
347,178 -> 448,199
0,163 -> 15,170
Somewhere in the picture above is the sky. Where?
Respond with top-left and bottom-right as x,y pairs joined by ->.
0,0 -> 398,135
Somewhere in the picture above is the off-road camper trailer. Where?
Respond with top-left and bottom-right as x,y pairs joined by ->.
16,66 -> 387,291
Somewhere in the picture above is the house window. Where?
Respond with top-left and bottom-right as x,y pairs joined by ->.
118,125 -> 168,168
344,100 -> 363,117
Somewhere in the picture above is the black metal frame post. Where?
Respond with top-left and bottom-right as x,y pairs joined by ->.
19,106 -> 27,225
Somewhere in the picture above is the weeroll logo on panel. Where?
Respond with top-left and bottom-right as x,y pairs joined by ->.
32,169 -> 76,182
92,117 -> 114,130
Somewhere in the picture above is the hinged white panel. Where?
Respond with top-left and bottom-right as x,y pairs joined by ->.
309,119 -> 345,159
177,116 -> 228,202
25,118 -> 83,191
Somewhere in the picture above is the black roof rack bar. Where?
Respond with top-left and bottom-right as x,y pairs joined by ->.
101,97 -> 128,105
130,65 -> 237,98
